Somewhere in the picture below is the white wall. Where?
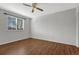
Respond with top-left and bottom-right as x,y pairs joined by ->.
0,8 -> 77,46
78,13 -> 79,47
78,14 -> 79,47
31,8 -> 76,46
0,12 -> 31,45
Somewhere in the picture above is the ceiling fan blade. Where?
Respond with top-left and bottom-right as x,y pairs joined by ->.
23,3 -> 32,7
36,7 -> 43,11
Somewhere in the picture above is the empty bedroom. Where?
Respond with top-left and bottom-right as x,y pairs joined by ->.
0,3 -> 79,55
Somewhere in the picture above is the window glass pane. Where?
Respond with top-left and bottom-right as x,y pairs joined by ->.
17,18 -> 24,30
8,16 -> 17,30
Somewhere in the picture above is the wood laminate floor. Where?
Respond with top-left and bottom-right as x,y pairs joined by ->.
0,38 -> 79,55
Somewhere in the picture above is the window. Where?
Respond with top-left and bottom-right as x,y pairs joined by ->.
17,18 -> 24,30
8,16 -> 24,30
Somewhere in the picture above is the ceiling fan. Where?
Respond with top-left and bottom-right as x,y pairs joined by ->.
23,3 -> 44,13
